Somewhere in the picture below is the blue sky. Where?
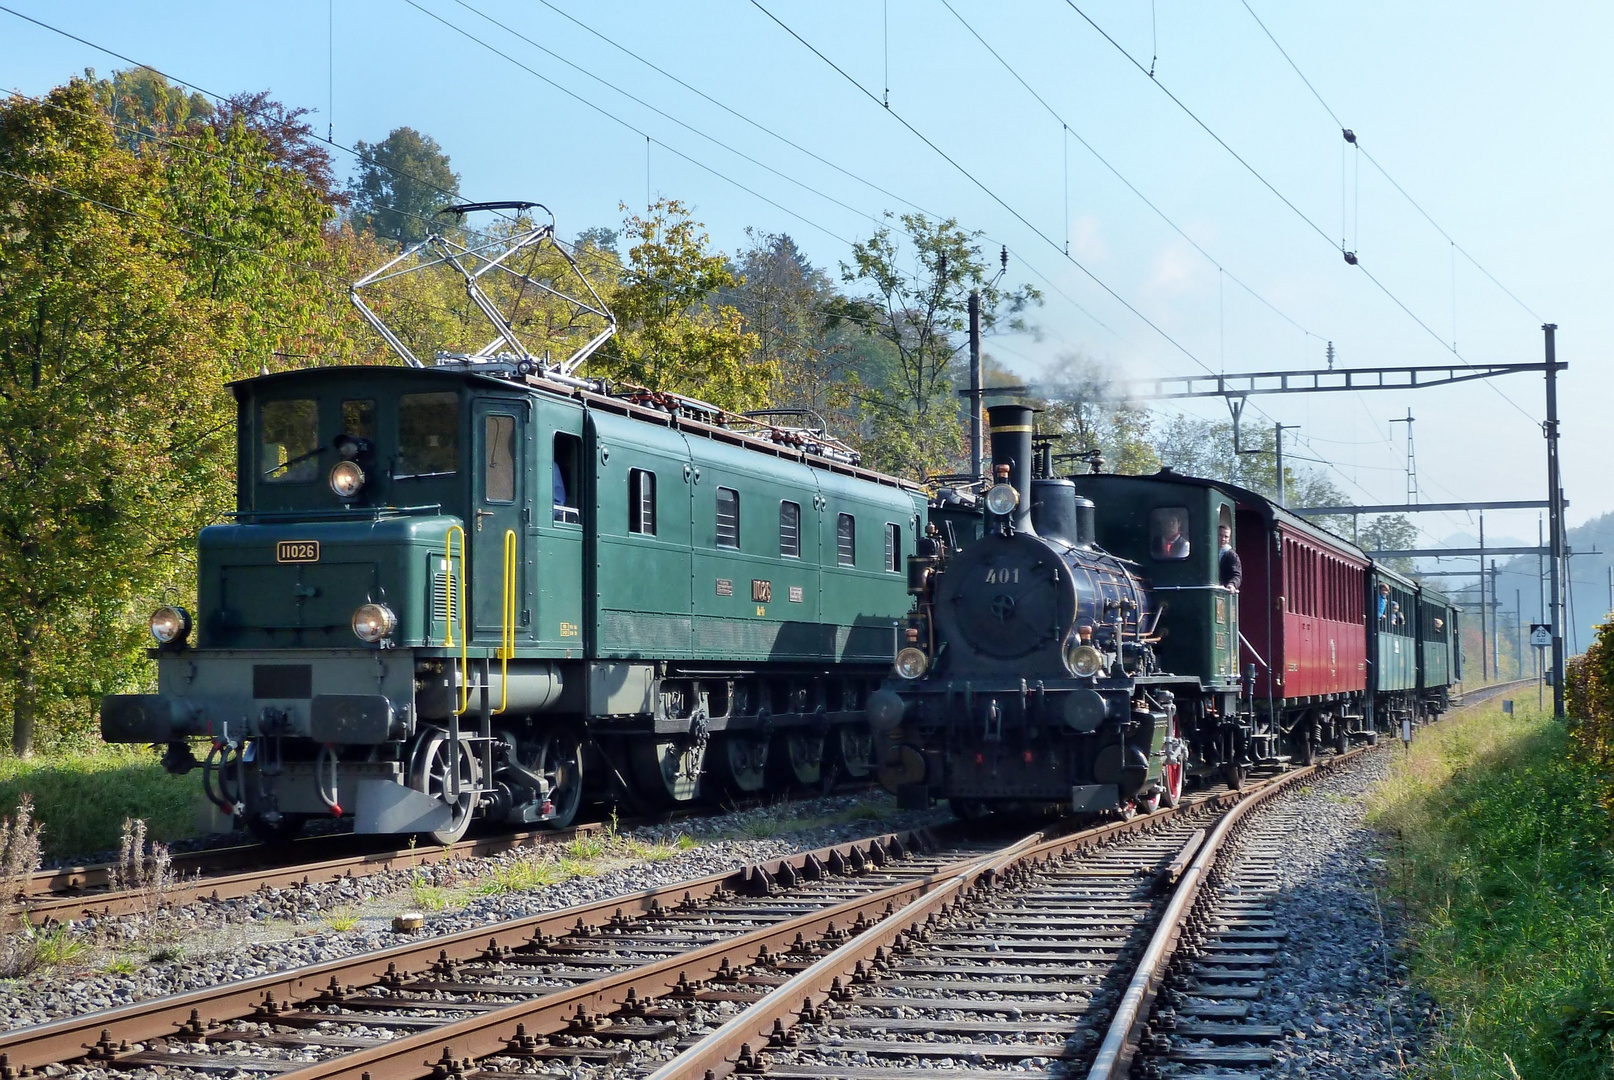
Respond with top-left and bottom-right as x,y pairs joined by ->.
5,0 -> 1609,557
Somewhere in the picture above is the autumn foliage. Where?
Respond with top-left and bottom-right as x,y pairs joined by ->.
1566,617 -> 1614,814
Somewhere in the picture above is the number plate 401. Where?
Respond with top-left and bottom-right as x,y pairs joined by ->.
984,567 -> 1020,584
276,540 -> 320,563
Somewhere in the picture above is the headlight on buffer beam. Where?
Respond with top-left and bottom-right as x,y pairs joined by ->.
894,646 -> 929,680
149,606 -> 192,645
1065,641 -> 1104,678
352,603 -> 397,643
330,460 -> 366,498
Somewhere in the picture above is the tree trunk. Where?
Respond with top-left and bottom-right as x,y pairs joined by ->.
11,626 -> 37,757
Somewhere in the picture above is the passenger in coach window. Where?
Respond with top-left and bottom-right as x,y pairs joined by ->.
1218,524 -> 1242,592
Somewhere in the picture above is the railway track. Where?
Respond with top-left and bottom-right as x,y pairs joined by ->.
0,750 -> 1368,1080
21,785 -> 879,926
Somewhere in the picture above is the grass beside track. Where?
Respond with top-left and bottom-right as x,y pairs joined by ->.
0,748 -> 196,859
1368,702 -> 1614,1078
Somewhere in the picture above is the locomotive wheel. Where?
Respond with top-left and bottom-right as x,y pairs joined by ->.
712,735 -> 769,794
411,730 -> 479,845
521,728 -> 585,830
831,725 -> 875,780
628,737 -> 706,806
1136,788 -> 1162,814
769,730 -> 825,789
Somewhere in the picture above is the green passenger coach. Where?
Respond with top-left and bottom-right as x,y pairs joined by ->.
102,363 -> 925,842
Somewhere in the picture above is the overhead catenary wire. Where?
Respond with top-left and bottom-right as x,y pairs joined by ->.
749,0 -> 1456,516
939,0 -> 1326,344
1057,0 -> 1542,426
1235,0 -> 1546,326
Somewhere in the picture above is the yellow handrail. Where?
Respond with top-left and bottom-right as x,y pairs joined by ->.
444,524 -> 469,716
496,528 -> 516,714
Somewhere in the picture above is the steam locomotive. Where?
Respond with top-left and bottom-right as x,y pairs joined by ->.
869,404 -> 1461,817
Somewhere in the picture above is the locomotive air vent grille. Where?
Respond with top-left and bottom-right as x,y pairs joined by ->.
432,572 -> 458,622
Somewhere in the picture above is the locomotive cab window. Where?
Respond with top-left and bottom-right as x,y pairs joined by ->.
629,469 -> 656,535
341,399 -> 375,440
552,433 -> 581,525
260,398 -> 320,483
483,415 -> 516,503
716,487 -> 740,549
885,523 -> 901,572
837,513 -> 856,567
779,501 -> 801,557
1150,507 -> 1191,560
397,392 -> 458,479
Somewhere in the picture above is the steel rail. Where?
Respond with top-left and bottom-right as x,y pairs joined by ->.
653,748 -> 1372,1080
0,824 -> 933,1073
23,782 -> 878,924
1082,751 -> 1349,1078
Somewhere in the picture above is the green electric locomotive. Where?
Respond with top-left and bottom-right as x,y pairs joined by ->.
101,213 -> 925,842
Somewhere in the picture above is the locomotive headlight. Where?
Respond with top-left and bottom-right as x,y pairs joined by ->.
984,483 -> 1019,517
352,603 -> 397,643
148,605 -> 191,645
330,460 -> 366,498
894,646 -> 929,680
1065,641 -> 1104,678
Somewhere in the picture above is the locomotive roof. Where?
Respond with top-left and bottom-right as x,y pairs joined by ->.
1085,469 -> 1370,562
232,364 -> 922,493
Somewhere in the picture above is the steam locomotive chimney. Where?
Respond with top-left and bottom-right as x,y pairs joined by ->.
988,403 -> 1035,534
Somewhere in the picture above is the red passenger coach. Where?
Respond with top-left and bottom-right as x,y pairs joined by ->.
1233,501 -> 1370,751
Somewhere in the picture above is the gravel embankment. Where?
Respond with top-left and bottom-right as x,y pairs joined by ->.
1223,751 -> 1435,1079
1,790 -> 948,1031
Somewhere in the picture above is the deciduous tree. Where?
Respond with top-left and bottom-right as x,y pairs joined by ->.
348,127 -> 459,245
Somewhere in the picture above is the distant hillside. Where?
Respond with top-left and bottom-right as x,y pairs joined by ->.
1491,510 -> 1614,659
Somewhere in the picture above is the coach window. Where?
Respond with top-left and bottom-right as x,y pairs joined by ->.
779,501 -> 801,557
398,392 -> 458,479
885,523 -> 901,572
837,513 -> 856,567
260,399 -> 320,483
1150,507 -> 1191,560
629,469 -> 656,535
484,415 -> 516,503
716,487 -> 740,549
552,433 -> 581,525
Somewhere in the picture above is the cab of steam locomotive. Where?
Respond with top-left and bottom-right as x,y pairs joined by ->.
870,405 -> 1185,817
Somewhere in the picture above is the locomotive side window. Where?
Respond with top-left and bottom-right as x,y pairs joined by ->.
837,513 -> 856,567
398,392 -> 458,478
629,469 -> 657,535
779,501 -> 801,557
885,523 -> 900,572
484,415 -> 516,503
260,398 -> 319,483
1149,507 -> 1191,560
552,433 -> 581,525
716,487 -> 740,549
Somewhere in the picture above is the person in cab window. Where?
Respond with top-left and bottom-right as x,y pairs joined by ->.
1218,524 -> 1242,592
552,460 -> 568,509
1376,582 -> 1391,624
1154,512 -> 1190,559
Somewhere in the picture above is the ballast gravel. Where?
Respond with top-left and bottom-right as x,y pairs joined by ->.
1192,750 -> 1435,1080
0,790 -> 948,1032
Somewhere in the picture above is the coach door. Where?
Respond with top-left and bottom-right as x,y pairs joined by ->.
471,398 -> 532,646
